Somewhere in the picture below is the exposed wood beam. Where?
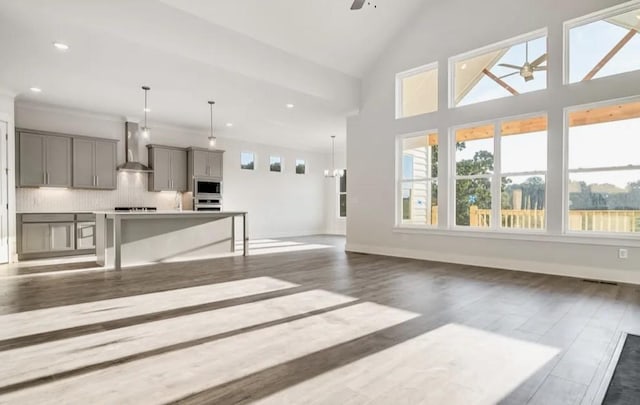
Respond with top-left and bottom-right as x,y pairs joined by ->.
569,101 -> 640,127
582,29 -> 637,82
482,68 -> 519,96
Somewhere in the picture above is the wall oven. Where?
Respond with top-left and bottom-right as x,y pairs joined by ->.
194,178 -> 222,199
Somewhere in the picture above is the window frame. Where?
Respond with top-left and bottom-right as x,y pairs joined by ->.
563,1 -> 640,85
448,28 -> 548,109
240,151 -> 256,171
269,156 -> 283,173
396,130 -> 439,229
295,159 -> 306,175
449,112 -> 549,233
395,62 -> 439,119
338,169 -> 347,219
563,95 -> 640,237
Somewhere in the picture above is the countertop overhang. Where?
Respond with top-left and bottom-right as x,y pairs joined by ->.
95,211 -> 247,219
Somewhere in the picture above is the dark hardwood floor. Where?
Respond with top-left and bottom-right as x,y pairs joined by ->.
0,235 -> 638,404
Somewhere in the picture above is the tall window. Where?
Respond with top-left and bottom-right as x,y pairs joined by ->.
567,99 -> 640,234
454,115 -> 548,230
451,30 -> 547,107
399,132 -> 438,226
396,63 -> 438,119
566,4 -> 640,84
339,170 -> 347,218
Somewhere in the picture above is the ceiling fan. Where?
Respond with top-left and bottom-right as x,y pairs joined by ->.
498,41 -> 547,82
350,0 -> 372,10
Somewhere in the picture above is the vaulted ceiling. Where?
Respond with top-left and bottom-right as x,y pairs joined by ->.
0,0 -> 425,151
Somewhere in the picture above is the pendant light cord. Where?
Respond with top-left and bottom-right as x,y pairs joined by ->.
144,89 -> 148,128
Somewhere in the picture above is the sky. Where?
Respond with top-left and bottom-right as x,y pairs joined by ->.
453,16 -> 640,189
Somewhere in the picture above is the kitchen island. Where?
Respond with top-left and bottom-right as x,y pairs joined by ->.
95,211 -> 248,270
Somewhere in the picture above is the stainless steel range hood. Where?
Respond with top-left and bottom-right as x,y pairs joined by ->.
118,121 -> 152,172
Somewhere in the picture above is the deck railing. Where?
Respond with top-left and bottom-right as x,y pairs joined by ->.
472,207 -> 639,232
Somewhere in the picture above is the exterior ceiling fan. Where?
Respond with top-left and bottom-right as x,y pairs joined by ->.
498,42 -> 547,82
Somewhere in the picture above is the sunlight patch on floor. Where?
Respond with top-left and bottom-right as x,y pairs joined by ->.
255,323 -> 560,405
0,303 -> 419,404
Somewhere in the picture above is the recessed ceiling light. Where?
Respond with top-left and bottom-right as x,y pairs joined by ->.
636,14 -> 640,20
461,63 -> 467,70
286,103 -> 295,109
226,122 -> 233,127
53,42 -> 69,51
30,87 -> 42,93
143,108 -> 151,113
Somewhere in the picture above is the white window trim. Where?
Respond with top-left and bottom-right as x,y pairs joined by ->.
395,61 -> 438,119
563,95 -> 640,238
448,28 -> 548,109
563,0 -> 640,85
449,112 -> 549,232
269,156 -> 283,173
395,130 -> 439,228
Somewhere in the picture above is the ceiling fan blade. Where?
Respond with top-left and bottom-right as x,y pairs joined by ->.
530,53 -> 548,68
498,72 -> 520,79
351,0 -> 366,10
533,66 -> 548,71
498,63 -> 523,70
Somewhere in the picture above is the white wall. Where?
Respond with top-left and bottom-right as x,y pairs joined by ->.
347,0 -> 640,284
15,102 -> 328,240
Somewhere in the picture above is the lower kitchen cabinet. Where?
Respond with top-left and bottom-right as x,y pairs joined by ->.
18,213 -> 96,260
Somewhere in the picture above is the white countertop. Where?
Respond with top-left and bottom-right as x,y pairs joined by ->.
95,210 -> 247,218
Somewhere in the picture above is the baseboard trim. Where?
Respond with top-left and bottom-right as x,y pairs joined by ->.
345,243 -> 640,285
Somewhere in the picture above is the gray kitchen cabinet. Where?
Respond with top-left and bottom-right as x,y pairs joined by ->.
21,222 -> 74,254
73,138 -> 117,189
18,131 -> 72,187
187,148 -> 224,191
18,213 -> 95,260
147,145 -> 187,192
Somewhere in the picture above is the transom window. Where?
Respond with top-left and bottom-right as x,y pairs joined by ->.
566,4 -> 640,84
396,63 -> 438,119
451,30 -> 547,107
566,99 -> 640,234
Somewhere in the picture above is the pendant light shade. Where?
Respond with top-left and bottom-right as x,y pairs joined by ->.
141,86 -> 151,140
208,101 -> 217,150
324,135 -> 344,178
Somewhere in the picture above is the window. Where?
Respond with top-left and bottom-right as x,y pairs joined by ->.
270,156 -> 282,172
295,159 -> 306,174
566,4 -> 640,84
566,99 -> 640,234
399,132 -> 438,226
454,115 -> 548,230
396,63 -> 438,119
339,170 -> 347,218
451,30 -> 547,107
240,152 -> 255,170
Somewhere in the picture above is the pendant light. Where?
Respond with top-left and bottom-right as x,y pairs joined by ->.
208,101 -> 217,150
141,86 -> 151,140
324,135 -> 344,178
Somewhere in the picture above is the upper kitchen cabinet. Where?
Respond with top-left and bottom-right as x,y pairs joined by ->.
73,138 -> 117,189
187,148 -> 224,188
18,130 -> 72,188
147,145 -> 188,192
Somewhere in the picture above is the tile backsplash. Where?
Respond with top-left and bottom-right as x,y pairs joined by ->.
17,172 -> 186,212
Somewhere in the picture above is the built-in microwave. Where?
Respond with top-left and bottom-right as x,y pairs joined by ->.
194,178 -> 222,198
